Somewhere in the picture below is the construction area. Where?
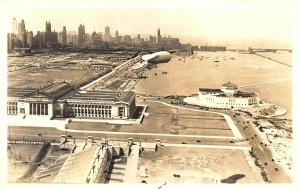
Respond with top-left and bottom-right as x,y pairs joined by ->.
138,146 -> 263,183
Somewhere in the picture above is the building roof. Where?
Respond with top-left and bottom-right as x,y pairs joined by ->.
221,81 -> 238,90
53,146 -> 99,183
233,91 -> 257,97
39,82 -> 74,99
118,91 -> 135,103
8,82 -> 74,100
199,88 -> 222,93
62,90 -> 135,104
8,88 -> 37,97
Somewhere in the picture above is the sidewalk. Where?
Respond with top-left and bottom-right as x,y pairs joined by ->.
123,144 -> 139,183
7,115 -> 67,128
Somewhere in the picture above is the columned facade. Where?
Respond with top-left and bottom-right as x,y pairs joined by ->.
69,103 -> 113,118
8,84 -> 136,120
29,103 -> 49,115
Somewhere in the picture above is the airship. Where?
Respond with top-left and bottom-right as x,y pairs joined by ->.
142,51 -> 171,64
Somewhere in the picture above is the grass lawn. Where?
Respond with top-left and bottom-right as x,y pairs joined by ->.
67,101 -> 233,137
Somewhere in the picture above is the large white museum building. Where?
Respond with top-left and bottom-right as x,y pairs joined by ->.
184,82 -> 261,110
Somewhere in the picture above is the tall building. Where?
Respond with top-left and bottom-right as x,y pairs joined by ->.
67,31 -> 77,47
99,32 -> 103,41
160,36 -> 180,48
78,24 -> 85,47
11,17 -> 18,34
17,19 -> 27,47
148,35 -> 157,45
44,21 -> 52,46
26,31 -> 33,48
42,21 -> 58,48
121,35 -> 131,44
132,34 -> 145,46
62,26 -> 67,47
104,26 -> 112,42
32,31 -> 42,49
7,33 -> 18,52
46,21 -> 51,32
156,28 -> 161,44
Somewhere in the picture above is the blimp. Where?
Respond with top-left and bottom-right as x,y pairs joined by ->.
142,51 -> 171,64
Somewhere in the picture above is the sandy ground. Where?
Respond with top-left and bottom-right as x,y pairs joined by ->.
258,120 -> 292,170
7,144 -> 43,182
137,146 -> 263,184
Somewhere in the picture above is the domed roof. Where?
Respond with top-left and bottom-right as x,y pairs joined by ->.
221,81 -> 238,90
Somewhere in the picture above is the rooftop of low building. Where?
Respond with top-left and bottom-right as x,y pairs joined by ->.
60,89 -> 135,104
8,81 -> 74,100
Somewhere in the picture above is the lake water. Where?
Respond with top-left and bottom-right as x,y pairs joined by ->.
134,51 -> 292,119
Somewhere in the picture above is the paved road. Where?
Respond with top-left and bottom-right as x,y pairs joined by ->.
8,126 -> 241,146
231,112 -> 291,183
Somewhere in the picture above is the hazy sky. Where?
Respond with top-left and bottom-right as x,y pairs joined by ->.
3,0 -> 296,48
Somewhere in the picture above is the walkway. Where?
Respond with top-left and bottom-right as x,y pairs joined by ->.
55,127 -> 237,140
123,144 -> 139,183
7,115 -> 67,128
105,157 -> 126,183
162,143 -> 250,151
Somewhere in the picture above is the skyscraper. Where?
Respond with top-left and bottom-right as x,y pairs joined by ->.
104,26 -> 112,42
44,21 -> 52,47
12,17 -> 18,34
45,21 -> 51,33
7,33 -> 18,52
27,31 -> 33,48
17,19 -> 27,47
78,24 -> 85,47
42,21 -> 58,48
62,26 -> 67,47
157,28 -> 161,44
115,30 -> 119,38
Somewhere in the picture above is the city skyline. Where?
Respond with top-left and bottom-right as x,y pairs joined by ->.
5,0 -> 294,49
4,0 -> 296,186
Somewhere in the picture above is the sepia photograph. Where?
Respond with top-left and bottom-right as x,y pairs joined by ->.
1,0 -> 300,188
